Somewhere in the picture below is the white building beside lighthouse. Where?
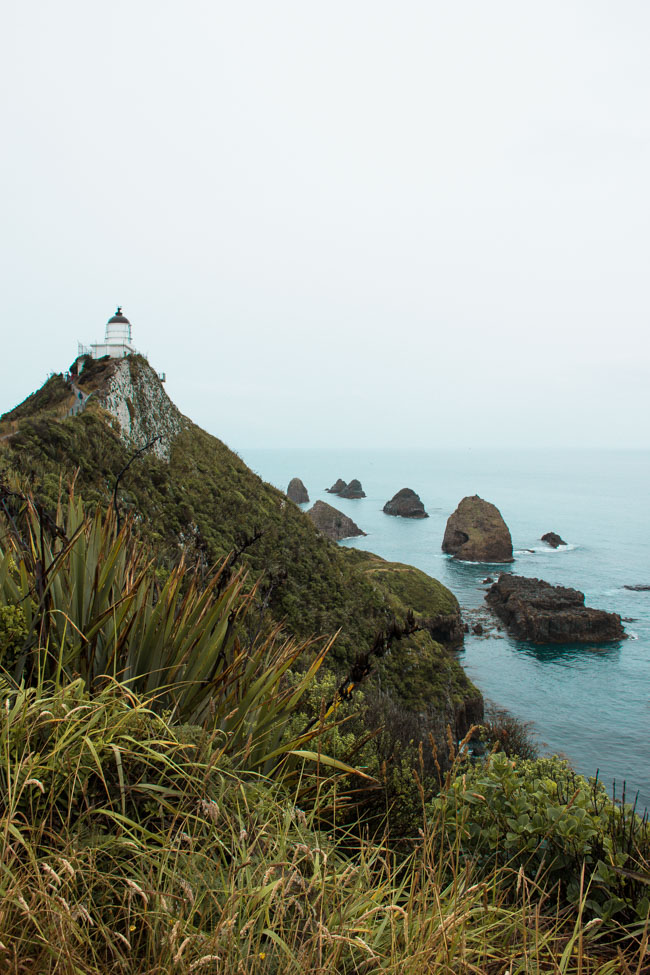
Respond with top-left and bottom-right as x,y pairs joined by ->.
79,307 -> 138,360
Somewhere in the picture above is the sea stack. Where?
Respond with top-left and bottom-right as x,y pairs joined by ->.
339,479 -> 366,499
326,478 -> 347,494
486,575 -> 625,644
307,500 -> 366,542
442,496 -> 513,563
286,478 -> 309,504
383,488 -> 428,519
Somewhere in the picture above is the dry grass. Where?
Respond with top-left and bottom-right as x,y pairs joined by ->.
0,681 -> 647,974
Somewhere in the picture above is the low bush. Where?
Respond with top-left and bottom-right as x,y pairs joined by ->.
432,751 -> 650,924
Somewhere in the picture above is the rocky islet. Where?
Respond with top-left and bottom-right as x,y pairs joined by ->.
286,477 -> 309,504
306,500 -> 366,541
485,574 -> 625,644
325,478 -> 366,498
541,531 -> 566,548
326,478 -> 347,494
442,495 -> 514,563
383,487 -> 428,519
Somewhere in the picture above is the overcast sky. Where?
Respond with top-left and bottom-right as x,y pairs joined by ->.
2,1 -> 649,448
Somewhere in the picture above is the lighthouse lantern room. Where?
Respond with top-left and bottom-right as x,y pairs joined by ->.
78,307 -> 138,360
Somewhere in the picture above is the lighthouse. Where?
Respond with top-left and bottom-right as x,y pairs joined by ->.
79,307 -> 138,360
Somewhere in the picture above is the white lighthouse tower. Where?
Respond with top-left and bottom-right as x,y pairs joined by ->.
78,307 -> 138,360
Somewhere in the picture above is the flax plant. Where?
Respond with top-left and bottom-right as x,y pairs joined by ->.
0,489 -> 351,773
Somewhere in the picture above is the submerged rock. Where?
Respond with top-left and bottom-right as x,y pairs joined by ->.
383,487 -> 428,519
307,500 -> 366,541
339,478 -> 366,499
486,574 -> 625,644
623,584 -> 650,592
442,496 -> 513,563
286,477 -> 309,504
541,531 -> 566,548
326,478 -> 347,494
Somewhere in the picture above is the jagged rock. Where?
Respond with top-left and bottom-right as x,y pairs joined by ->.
383,488 -> 428,519
339,478 -> 365,499
486,574 -> 625,644
624,584 -> 650,592
541,531 -> 566,548
307,500 -> 366,541
442,496 -> 513,563
472,623 -> 484,635
482,576 -> 494,584
287,478 -> 309,504
93,356 -> 186,461
326,478 -> 347,494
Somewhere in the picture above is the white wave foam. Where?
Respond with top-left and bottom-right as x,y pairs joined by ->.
514,543 -> 576,555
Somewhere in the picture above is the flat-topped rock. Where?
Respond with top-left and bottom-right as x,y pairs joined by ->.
326,478 -> 347,494
442,495 -> 513,563
383,488 -> 428,519
339,478 -> 366,499
307,500 -> 366,542
286,477 -> 309,504
541,531 -> 566,548
486,574 -> 625,644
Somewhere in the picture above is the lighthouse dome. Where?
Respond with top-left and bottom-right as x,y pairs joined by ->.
107,307 -> 130,326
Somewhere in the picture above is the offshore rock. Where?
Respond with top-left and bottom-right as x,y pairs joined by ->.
287,477 -> 309,504
307,500 -> 366,542
339,478 -> 366,499
326,478 -> 347,494
624,584 -> 650,592
442,495 -> 514,563
383,488 -> 428,519
486,574 -> 625,644
541,531 -> 566,548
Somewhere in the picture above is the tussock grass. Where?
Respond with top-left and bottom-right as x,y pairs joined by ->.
0,680 -> 646,974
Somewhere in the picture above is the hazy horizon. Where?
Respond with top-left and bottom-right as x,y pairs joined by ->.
3,1 -> 649,450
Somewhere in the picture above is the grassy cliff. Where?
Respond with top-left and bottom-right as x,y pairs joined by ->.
0,355 -> 480,728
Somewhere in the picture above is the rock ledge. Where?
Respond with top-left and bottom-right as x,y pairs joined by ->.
486,574 -> 625,644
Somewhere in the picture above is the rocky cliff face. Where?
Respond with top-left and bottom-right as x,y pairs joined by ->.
442,495 -> 513,563
93,356 -> 186,461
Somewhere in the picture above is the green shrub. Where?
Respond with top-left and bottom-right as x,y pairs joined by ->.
432,752 -> 650,923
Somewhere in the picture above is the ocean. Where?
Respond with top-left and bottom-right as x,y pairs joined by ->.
240,447 -> 650,808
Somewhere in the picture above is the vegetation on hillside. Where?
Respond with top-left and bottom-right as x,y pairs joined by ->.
0,488 -> 647,973
0,364 -> 478,730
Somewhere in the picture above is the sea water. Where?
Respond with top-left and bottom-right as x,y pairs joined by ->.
240,447 -> 650,808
